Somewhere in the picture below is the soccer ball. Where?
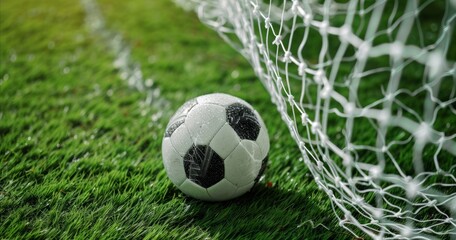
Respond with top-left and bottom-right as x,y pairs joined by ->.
162,93 -> 270,201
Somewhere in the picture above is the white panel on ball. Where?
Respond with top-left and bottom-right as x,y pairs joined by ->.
231,182 -> 254,199
209,123 -> 240,159
179,179 -> 213,201
240,140 -> 263,161
256,127 -> 270,159
224,143 -> 257,187
162,138 -> 187,187
197,93 -> 240,107
169,123 -> 193,157
185,104 -> 226,145
207,179 -> 237,201
239,140 -> 263,178
168,115 -> 185,129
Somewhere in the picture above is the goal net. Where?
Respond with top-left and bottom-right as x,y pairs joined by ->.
176,0 -> 456,238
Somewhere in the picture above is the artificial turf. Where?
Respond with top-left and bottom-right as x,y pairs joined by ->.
0,0 -> 352,239
1,0 -> 454,239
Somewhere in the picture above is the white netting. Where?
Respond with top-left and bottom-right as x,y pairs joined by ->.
178,0 -> 456,239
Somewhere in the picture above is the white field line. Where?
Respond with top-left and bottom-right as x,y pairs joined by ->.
81,0 -> 169,122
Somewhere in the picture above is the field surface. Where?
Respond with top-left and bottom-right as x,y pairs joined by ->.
0,0 -> 353,239
5,0 -> 453,239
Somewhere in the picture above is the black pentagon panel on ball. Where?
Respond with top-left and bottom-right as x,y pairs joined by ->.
183,145 -> 225,188
165,119 -> 184,138
226,103 -> 260,140
254,155 -> 268,184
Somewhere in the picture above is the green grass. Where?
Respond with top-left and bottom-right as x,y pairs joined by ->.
0,0 -> 351,239
1,0 -> 454,239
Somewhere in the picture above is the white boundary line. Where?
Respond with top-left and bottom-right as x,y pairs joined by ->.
81,0 -> 169,122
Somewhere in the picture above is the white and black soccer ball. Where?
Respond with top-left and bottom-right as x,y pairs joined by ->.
162,93 -> 269,201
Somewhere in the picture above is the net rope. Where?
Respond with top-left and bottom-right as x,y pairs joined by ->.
176,0 -> 456,238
